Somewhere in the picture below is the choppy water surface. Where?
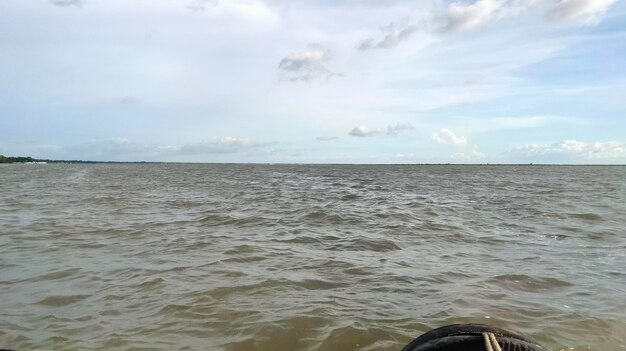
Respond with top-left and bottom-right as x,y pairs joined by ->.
1,164 -> 625,351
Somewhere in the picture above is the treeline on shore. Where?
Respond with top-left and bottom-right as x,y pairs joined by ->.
0,155 -> 37,163
0,155 -> 165,164
0,155 -> 111,164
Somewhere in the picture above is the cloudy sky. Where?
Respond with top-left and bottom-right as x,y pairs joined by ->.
1,0 -> 625,163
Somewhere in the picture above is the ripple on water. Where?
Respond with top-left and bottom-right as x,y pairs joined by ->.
199,213 -> 264,227
568,213 -> 603,221
223,321 -> 321,351
486,274 -> 574,293
1,164 -> 625,351
135,277 -> 166,290
317,325 -> 407,351
36,295 -> 90,307
326,236 -> 401,252
301,210 -> 346,223
224,244 -> 258,255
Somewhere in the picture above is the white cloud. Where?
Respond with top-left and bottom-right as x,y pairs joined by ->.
357,0 -> 615,50
432,128 -> 468,145
348,126 -> 384,137
443,0 -> 505,32
358,23 -> 419,51
510,139 -> 626,161
547,0 -> 617,25
387,123 -> 415,135
357,0 -> 539,50
278,45 -> 342,82
441,0 -> 546,32
348,123 -> 414,137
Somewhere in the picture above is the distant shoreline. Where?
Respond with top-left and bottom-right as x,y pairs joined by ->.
0,156 -> 623,166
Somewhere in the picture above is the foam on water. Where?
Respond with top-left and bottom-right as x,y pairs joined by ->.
0,164 -> 625,350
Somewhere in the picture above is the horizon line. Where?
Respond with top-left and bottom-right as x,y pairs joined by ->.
3,161 -> 625,167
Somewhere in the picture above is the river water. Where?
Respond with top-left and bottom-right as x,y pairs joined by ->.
0,164 -> 624,351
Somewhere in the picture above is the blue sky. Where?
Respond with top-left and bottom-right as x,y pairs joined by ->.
1,0 -> 625,163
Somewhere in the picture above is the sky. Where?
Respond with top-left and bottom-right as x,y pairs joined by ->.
0,0 -> 625,164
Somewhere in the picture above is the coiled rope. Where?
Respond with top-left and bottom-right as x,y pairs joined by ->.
483,332 -> 503,351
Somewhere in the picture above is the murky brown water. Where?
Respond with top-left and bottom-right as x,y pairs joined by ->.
1,164 -> 625,351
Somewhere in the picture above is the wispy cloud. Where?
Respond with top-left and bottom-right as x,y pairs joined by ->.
440,0 -> 540,32
442,0 -> 507,33
349,126 -> 383,137
432,128 -> 467,145
358,23 -> 419,51
278,45 -> 342,82
186,0 -> 218,12
547,0 -> 617,25
358,0 -> 615,51
349,123 -> 415,137
357,0 -> 532,50
387,123 -> 415,135
50,0 -> 83,7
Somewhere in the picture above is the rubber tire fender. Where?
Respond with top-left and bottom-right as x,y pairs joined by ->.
401,324 -> 549,351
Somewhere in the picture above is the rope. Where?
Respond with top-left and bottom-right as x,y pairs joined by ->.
483,332 -> 503,351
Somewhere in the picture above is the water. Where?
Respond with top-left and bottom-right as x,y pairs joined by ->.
1,164 -> 625,351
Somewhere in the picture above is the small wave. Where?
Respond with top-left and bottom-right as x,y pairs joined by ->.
224,244 -> 257,255
423,271 -> 477,285
606,270 -> 625,277
330,237 -> 401,252
36,295 -> 89,307
223,321 -> 320,351
486,274 -> 573,292
569,213 -> 603,221
30,268 -> 82,282
293,279 -> 348,290
76,242 -> 107,249
318,325 -> 404,351
587,231 -> 619,241
44,335 -> 72,346
301,210 -> 345,223
279,234 -> 400,252
340,193 -> 359,201
205,280 -> 285,299
274,235 -> 324,245
135,277 -> 166,290
82,196 -> 122,205
199,213 -> 263,227
222,255 -> 267,263
103,294 -> 125,301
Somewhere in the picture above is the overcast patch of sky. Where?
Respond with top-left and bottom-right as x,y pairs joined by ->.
0,0 -> 625,163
